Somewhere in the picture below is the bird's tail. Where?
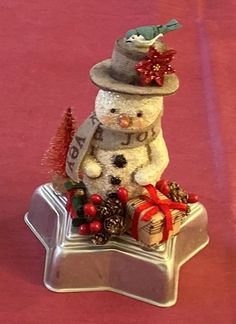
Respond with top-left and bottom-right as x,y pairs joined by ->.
166,19 -> 182,31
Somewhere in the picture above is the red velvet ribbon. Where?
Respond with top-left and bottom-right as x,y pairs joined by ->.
66,189 -> 77,219
131,184 -> 188,243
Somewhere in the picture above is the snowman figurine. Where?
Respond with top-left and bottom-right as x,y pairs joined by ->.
66,37 -> 179,199
80,90 -> 168,198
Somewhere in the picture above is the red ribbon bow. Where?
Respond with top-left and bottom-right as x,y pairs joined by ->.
131,184 -> 188,243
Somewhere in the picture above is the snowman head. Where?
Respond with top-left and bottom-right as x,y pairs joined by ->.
95,90 -> 163,131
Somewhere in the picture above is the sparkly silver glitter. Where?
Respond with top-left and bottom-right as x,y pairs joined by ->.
95,90 -> 163,130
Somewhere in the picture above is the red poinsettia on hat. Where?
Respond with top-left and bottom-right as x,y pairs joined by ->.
135,46 -> 177,86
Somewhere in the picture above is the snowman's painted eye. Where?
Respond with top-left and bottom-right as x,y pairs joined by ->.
110,108 -> 116,113
137,112 -> 143,117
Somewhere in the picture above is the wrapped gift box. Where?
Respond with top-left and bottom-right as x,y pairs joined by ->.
126,188 -> 188,247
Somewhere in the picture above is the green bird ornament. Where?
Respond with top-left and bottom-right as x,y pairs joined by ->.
125,19 -> 182,47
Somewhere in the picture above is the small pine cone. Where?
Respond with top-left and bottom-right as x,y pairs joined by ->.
97,198 -> 125,220
104,215 -> 125,235
91,232 -> 110,245
168,182 -> 189,203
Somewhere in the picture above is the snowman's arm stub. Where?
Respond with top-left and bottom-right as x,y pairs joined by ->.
81,154 -> 102,179
134,131 -> 169,186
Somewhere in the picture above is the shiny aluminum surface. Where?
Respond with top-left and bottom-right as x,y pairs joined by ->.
25,184 -> 209,307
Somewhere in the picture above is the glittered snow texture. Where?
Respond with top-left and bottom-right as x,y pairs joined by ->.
95,90 -> 163,130
82,90 -> 169,199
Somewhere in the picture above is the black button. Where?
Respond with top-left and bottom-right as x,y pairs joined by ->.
110,176 -> 121,185
113,155 -> 127,168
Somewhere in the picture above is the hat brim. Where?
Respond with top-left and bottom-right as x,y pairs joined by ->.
90,59 -> 179,96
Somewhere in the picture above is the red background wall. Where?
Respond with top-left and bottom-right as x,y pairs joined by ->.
0,0 -> 235,323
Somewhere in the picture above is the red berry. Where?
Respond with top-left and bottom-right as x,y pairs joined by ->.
79,223 -> 90,235
187,193 -> 199,203
89,220 -> 102,233
156,180 -> 170,195
83,203 -> 97,217
90,194 -> 103,205
69,208 -> 78,219
161,184 -> 170,196
156,179 -> 168,190
117,187 -> 129,203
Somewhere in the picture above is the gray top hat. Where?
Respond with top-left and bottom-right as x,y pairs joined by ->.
90,38 -> 179,96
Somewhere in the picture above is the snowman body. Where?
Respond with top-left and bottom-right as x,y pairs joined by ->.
81,90 -> 169,199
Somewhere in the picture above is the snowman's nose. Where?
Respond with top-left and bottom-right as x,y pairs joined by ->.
118,114 -> 132,128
